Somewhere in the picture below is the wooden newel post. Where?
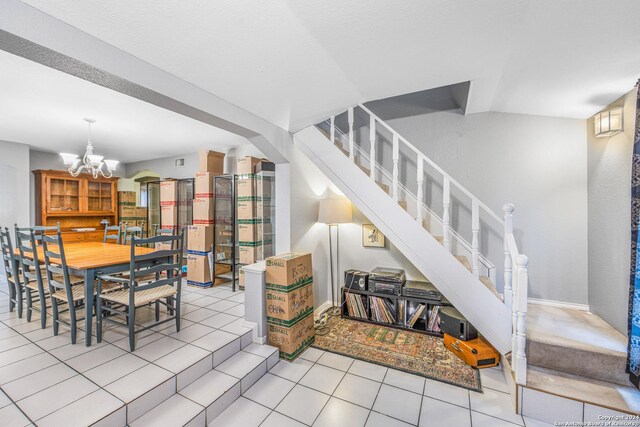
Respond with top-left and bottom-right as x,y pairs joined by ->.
514,254 -> 529,385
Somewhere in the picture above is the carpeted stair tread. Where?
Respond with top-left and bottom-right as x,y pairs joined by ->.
479,276 -> 500,299
527,305 -> 628,385
525,365 -> 640,415
455,255 -> 472,272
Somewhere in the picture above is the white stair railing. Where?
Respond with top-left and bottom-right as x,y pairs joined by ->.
322,105 -> 529,385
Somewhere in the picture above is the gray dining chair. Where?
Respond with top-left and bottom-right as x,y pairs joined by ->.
123,222 -> 144,244
15,228 -> 49,328
0,227 -> 20,316
96,231 -> 184,351
104,222 -> 123,244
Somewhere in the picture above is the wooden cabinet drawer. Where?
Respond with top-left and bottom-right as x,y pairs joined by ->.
61,232 -> 85,242
85,232 -> 102,242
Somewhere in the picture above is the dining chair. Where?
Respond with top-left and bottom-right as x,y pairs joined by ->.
123,223 -> 144,244
96,231 -> 184,351
42,231 -> 90,344
15,228 -> 49,328
103,222 -> 122,244
0,227 -> 20,316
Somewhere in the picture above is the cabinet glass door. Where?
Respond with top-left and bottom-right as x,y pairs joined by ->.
48,177 -> 80,213
87,181 -> 114,213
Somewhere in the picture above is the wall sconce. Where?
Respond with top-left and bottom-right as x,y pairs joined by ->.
594,107 -> 623,137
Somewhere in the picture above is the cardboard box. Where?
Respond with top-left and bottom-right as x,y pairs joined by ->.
187,225 -> 213,252
199,150 -> 225,174
256,200 -> 274,220
237,199 -> 255,220
267,312 -> 315,361
237,177 -> 255,197
195,172 -> 216,198
266,283 -> 314,325
161,205 -> 178,226
237,156 -> 262,175
193,197 -> 214,224
238,222 -> 273,243
239,267 -> 245,289
118,191 -> 136,205
239,245 -> 261,265
256,177 -> 273,199
187,251 -> 213,287
160,181 -> 178,205
266,253 -> 312,288
135,207 -> 147,219
119,206 -> 137,218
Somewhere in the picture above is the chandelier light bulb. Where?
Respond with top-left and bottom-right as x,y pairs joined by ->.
59,118 -> 118,179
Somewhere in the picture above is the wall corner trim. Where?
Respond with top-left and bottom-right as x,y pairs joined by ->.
528,297 -> 589,311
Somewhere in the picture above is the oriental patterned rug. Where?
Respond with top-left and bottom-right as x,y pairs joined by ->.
313,316 -> 481,391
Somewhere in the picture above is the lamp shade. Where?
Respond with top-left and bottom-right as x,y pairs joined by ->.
594,107 -> 623,137
318,198 -> 352,225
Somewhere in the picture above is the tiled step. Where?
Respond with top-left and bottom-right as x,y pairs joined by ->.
129,394 -> 205,427
519,365 -> 640,423
526,305 -> 629,385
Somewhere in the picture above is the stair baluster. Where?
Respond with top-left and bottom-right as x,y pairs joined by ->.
417,155 -> 424,226
471,200 -> 480,278
503,204 -> 514,309
392,134 -> 399,203
369,116 -> 376,181
330,116 -> 335,147
442,178 -> 451,252
348,107 -> 355,160
515,255 -> 529,384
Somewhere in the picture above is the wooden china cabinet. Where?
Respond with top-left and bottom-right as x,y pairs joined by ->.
33,170 -> 119,242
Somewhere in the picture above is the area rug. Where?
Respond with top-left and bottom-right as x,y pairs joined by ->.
313,316 -> 482,391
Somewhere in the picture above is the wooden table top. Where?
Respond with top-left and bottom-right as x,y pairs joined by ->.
16,242 -> 159,270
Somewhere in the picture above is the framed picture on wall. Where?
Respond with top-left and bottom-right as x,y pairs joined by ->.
362,224 -> 385,248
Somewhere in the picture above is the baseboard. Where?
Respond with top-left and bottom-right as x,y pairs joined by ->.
315,301 -> 332,320
528,298 -> 589,311
243,320 -> 266,345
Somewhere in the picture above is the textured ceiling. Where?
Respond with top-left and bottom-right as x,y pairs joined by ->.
14,0 -> 640,131
0,50 -> 247,163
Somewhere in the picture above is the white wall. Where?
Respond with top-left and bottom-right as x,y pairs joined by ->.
0,140 -> 30,228
124,152 -> 200,180
343,109 -> 589,305
289,144 -> 425,308
588,89 -> 637,335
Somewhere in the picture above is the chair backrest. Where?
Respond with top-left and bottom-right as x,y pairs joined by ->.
41,232 -> 73,297
15,222 -> 60,244
0,227 -> 18,284
152,224 -> 175,237
104,222 -> 122,244
15,227 -> 43,291
126,230 -> 185,297
123,223 -> 144,244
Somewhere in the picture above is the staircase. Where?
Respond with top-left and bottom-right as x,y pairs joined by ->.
294,104 -> 530,385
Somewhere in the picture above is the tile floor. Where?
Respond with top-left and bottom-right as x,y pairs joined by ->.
0,277 -> 252,426
213,346 -> 552,427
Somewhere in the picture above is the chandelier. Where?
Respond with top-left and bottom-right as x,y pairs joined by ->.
59,118 -> 119,179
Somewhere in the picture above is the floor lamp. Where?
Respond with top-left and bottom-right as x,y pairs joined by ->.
318,198 -> 353,315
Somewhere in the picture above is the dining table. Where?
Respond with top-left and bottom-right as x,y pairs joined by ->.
14,241 -> 160,346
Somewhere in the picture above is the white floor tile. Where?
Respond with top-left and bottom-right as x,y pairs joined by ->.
299,347 -> 324,363
419,396 -> 471,427
18,375 -> 99,421
224,304 -> 244,317
37,389 -> 124,427
211,396 -> 270,427
2,362 -> 76,401
83,353 -> 148,387
316,352 -> 354,372
103,364 -> 173,403
0,343 -> 43,367
334,373 -> 381,409
372,384 -> 422,425
383,369 -> 425,394
207,300 -> 238,312
220,318 -> 252,336
299,363 -> 345,395
192,329 -> 239,352
50,340 -> 108,361
129,394 -> 204,427
583,404 -> 639,425
365,411 -> 413,427
523,416 -> 556,426
480,368 -> 509,393
200,312 -> 238,329
348,359 -> 388,382
423,378 -> 470,408
65,344 -> 126,372
276,384 -> 330,425
169,323 -> 216,343
179,369 -> 239,408
0,403 -> 32,427
131,336 -> 186,362
216,351 -> 265,379
182,307 -> 216,323
470,387 -> 524,425
243,373 -> 295,409
472,411 -> 522,427
0,335 -> 31,352
154,343 -> 211,374
0,352 -> 58,385
314,397 -> 370,427
268,357 -> 314,382
243,343 -> 278,359
260,411 -> 306,427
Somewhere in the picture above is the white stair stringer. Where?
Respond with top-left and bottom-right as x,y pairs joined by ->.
294,126 -> 511,354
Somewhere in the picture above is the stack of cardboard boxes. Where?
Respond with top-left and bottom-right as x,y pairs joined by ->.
118,191 -> 146,227
266,253 -> 315,360
187,150 -> 225,287
237,156 -> 265,265
159,181 -> 178,231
